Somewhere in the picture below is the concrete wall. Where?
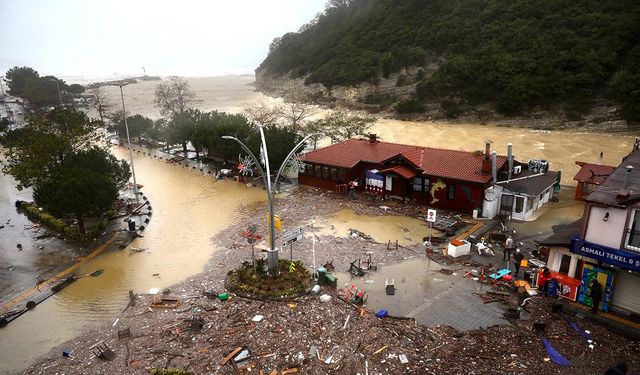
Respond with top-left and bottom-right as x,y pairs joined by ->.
585,206 -> 627,249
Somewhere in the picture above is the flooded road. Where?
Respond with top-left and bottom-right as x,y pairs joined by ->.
311,208 -> 441,246
0,147 -> 265,373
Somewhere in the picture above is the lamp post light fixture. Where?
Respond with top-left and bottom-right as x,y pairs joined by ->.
109,81 -> 139,204
222,129 -> 316,277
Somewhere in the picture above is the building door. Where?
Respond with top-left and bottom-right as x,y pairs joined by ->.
611,271 -> 640,315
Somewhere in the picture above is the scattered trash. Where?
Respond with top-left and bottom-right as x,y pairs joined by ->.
399,354 -> 409,364
92,342 -> 117,361
385,278 -> 395,295
62,350 -> 75,359
252,315 -> 264,322
148,288 -> 160,295
150,295 -> 180,309
375,309 -> 389,318
218,292 -> 229,301
319,294 -> 332,303
117,328 -> 131,339
342,315 -> 351,330
311,285 -> 321,294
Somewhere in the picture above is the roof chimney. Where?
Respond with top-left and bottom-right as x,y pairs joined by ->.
507,143 -> 513,180
624,165 -> 634,189
481,141 -> 492,174
368,133 -> 378,143
492,151 -> 497,183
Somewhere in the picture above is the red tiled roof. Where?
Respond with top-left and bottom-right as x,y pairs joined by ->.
303,139 -> 507,184
379,165 -> 418,179
302,139 -> 419,168
574,161 -> 615,185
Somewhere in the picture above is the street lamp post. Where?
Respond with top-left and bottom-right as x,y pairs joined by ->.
109,81 -> 140,204
222,129 -> 316,277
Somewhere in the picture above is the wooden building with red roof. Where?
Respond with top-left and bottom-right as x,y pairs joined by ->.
299,135 -> 508,214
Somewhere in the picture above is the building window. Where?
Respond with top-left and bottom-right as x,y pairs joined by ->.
625,209 -> 640,251
447,184 -> 455,200
515,196 -> 525,213
322,166 -> 330,179
305,164 -> 313,176
527,196 -> 534,212
412,177 -> 423,191
314,165 -> 321,178
330,168 -> 338,181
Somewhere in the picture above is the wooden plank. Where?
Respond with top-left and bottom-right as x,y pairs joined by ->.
220,347 -> 243,365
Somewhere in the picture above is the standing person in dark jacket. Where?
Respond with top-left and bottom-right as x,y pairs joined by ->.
513,249 -> 524,277
590,279 -> 603,314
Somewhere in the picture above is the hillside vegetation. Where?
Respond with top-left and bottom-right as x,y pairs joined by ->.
257,0 -> 640,120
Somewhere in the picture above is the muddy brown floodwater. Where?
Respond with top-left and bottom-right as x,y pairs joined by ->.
0,147 -> 266,373
372,119 -> 636,185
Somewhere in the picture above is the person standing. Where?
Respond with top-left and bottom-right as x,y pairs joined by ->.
347,180 -> 357,200
504,236 -> 515,261
513,249 -> 524,277
590,279 -> 603,314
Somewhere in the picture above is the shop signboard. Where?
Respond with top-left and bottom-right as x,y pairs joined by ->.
570,238 -> 640,272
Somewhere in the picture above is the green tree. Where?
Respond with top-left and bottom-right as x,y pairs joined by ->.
166,109 -> 200,154
0,107 -> 101,189
246,124 -> 302,172
4,66 -> 39,97
33,147 -> 130,234
609,46 -> 640,122
115,114 -> 153,142
67,84 -> 85,95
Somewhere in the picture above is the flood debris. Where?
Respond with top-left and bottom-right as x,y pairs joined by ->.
22,188 -> 640,374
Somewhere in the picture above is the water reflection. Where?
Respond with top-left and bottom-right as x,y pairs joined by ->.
311,208 -> 441,246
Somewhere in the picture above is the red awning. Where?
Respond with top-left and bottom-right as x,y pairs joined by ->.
379,165 -> 417,180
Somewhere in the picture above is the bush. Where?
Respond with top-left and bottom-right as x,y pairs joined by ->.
18,202 -> 104,244
394,98 -> 425,114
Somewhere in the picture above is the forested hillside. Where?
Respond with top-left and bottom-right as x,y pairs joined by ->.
257,0 -> 640,120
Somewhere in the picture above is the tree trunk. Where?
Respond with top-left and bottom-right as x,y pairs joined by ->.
182,141 -> 188,155
195,148 -> 200,160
